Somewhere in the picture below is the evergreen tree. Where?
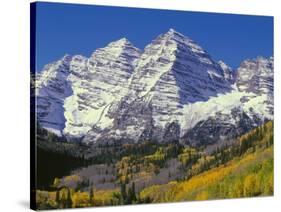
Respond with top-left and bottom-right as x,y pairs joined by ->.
120,183 -> 127,204
127,187 -> 133,204
61,191 -> 67,208
89,187 -> 94,206
55,190 -> 60,206
125,174 -> 129,184
131,182 -> 136,201
66,188 -> 72,208
269,133 -> 273,145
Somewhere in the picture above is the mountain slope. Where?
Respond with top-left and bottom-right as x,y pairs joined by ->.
36,39 -> 141,138
140,146 -> 273,202
236,56 -> 273,115
183,56 -> 273,145
140,122 -> 273,202
63,39 -> 141,139
36,55 -> 73,136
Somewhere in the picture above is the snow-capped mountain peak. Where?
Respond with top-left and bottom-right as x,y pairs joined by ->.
107,37 -> 131,47
90,38 -> 141,69
162,28 -> 187,40
35,30 -> 273,146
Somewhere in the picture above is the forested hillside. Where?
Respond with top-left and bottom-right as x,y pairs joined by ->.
36,121 -> 273,209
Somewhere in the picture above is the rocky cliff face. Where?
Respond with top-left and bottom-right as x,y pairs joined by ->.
35,29 -> 273,146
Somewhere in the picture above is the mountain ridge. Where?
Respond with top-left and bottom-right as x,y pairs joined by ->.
35,29 -> 273,146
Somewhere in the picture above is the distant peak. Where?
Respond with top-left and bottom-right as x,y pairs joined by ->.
242,56 -> 273,65
164,28 -> 185,38
62,54 -> 72,61
168,28 -> 176,33
60,54 -> 72,65
91,37 -> 141,59
154,28 -> 194,46
108,37 -> 133,47
117,37 -> 130,43
256,56 -> 274,62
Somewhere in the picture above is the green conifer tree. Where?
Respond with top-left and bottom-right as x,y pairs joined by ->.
66,188 -> 72,208
89,187 -> 94,206
55,190 -> 60,207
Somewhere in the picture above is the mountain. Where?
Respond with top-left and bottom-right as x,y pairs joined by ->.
63,39 -> 141,139
84,29 -> 233,143
236,56 -> 273,115
36,39 -> 141,138
35,29 -> 273,146
36,55 -> 73,136
184,56 -> 273,145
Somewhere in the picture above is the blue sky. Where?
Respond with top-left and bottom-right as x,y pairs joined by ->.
34,2 -> 273,71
